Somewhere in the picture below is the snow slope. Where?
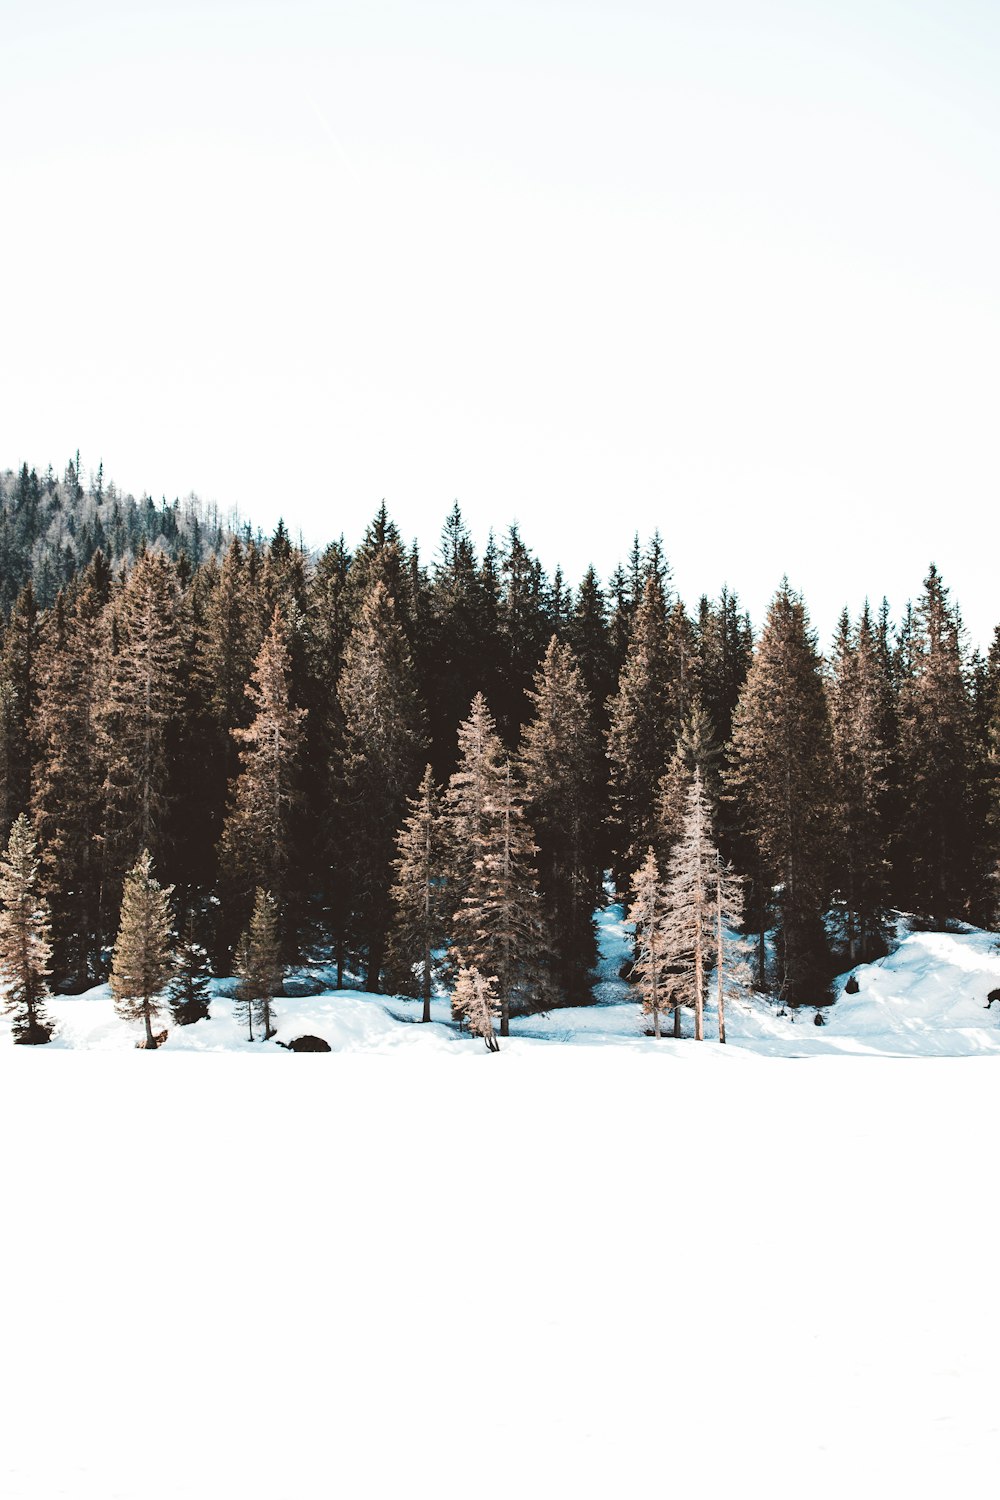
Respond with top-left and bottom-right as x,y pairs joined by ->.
6,906 -> 1000,1058
2,910 -> 1000,1498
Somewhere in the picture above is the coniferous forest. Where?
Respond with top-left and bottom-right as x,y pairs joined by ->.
1,456 -> 998,1046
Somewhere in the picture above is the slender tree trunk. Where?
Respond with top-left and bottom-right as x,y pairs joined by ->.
673,999 -> 681,1038
756,850 -> 766,990
694,816 -> 704,1041
717,870 -> 726,1044
422,940 -> 432,1023
143,1000 -> 155,1048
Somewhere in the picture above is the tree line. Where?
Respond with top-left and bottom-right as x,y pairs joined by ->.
0,466 -> 997,1045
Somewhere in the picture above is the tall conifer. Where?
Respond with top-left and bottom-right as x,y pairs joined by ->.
0,813 -> 53,1044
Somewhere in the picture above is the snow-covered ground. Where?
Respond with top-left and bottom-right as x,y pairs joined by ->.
2,910 -> 999,1498
10,897 -> 1000,1059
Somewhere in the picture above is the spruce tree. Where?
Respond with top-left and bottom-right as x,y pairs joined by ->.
656,697 -> 721,859
519,636 -> 602,1003
713,852 -> 750,1045
0,813 -> 53,1044
607,573 -> 680,887
0,583 -> 38,848
218,607 -> 306,949
427,504 -> 489,775
452,966 -> 500,1051
827,604 -> 894,961
389,765 -> 448,1021
726,583 -> 834,1003
168,916 -> 212,1026
31,561 -> 108,985
110,849 -> 174,1048
337,580 -> 426,988
660,772 -> 718,1041
451,758 -> 549,1037
627,848 -> 672,1039
896,565 -> 974,923
98,550 -> 183,939
233,888 -> 282,1042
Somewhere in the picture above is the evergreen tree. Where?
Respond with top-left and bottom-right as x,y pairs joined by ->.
656,697 -> 721,859
0,813 -> 53,1044
31,562 -> 107,984
713,851 -> 750,1045
233,888 -> 282,1042
218,607 -> 306,949
627,848 -> 672,1039
110,849 -> 174,1048
696,586 -> 753,746
895,565 -> 975,923
427,504 -> 489,775
607,574 -> 681,887
494,524 -> 552,743
519,636 -> 602,1003
566,566 -> 613,716
0,583 -> 39,847
451,758 -> 549,1036
337,580 -> 426,988
727,583 -> 834,1003
97,550 -> 183,937
168,915 -> 212,1026
389,765 -> 448,1021
452,966 -> 500,1051
659,772 -> 718,1041
827,604 -> 894,961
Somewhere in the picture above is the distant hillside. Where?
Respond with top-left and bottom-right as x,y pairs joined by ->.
0,455 -> 236,613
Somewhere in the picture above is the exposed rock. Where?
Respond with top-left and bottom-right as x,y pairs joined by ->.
283,1034 -> 332,1052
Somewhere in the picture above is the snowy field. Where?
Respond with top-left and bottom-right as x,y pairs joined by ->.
2,909 -> 1000,1498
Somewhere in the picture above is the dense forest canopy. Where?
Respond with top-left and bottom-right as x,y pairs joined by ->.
1,456 -> 998,1035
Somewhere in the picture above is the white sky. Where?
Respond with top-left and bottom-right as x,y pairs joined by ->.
2,0 -> 998,646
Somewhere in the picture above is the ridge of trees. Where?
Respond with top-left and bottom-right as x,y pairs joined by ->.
1,468 -> 998,1032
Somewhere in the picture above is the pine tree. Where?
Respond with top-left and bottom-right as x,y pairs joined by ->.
656,697 -> 721,859
495,524 -> 552,743
0,813 -> 53,1044
233,888 -> 283,1042
827,603 -> 894,961
627,848 -> 672,1039
519,636 -> 602,1003
30,561 -> 107,984
0,583 -> 39,848
451,759 -> 549,1037
607,574 -> 680,887
713,852 -> 750,1045
337,580 -> 426,988
168,916 -> 212,1026
426,504 -> 488,775
726,583 -> 834,1003
389,765 -> 448,1021
452,966 -> 500,1051
218,607 -> 306,948
98,550 -> 183,938
110,849 -> 174,1048
659,772 -> 718,1040
896,565 -> 974,923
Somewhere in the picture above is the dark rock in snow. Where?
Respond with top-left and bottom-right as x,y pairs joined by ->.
844,975 -> 860,995
284,1034 -> 332,1052
986,988 -> 1000,1009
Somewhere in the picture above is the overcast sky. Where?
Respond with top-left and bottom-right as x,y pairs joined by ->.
3,0 -> 998,646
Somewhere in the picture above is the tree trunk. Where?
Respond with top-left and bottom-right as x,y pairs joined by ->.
422,941 -> 432,1024
653,1005 -> 660,1039
673,1001 -> 681,1038
143,1001 -> 155,1048
716,867 -> 726,1043
367,931 -> 383,993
